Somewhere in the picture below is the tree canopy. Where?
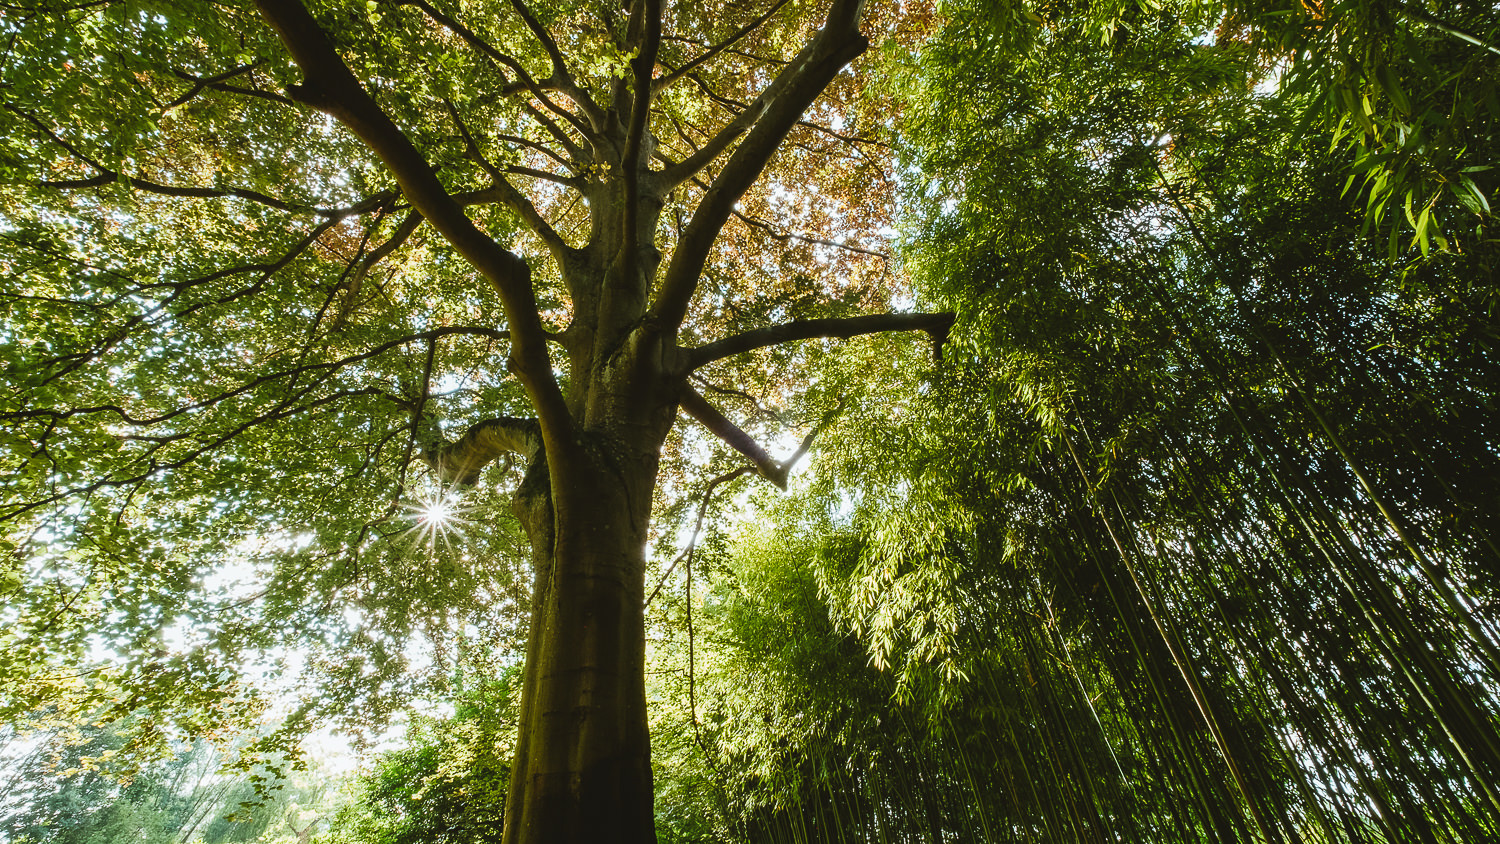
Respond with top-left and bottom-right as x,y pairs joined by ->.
1,0 -> 1497,841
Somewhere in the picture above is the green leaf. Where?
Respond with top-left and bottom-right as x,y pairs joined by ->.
1375,63 -> 1412,117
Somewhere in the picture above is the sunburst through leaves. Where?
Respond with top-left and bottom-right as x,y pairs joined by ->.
401,481 -> 473,556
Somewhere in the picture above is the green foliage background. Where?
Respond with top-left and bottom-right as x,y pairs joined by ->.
638,0 -> 1500,840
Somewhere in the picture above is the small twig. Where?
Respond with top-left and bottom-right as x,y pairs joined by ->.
732,208 -> 889,259
646,466 -> 752,607
165,61 -> 266,109
690,375 -> 787,425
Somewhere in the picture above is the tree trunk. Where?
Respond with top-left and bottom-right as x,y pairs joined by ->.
504,387 -> 675,844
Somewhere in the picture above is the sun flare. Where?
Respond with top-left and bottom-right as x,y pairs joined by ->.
418,498 -> 454,526
402,486 -> 472,554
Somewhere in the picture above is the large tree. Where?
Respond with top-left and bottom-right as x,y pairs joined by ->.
0,0 -> 949,841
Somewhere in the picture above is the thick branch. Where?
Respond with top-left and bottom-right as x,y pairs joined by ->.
623,0 -> 662,177
254,0 -> 572,454
620,0 -> 662,276
336,176 -> 581,309
653,0 -> 864,194
677,387 -> 840,491
679,386 -> 790,488
475,182 -> 575,260
420,416 -> 541,486
652,75 -> 774,190
687,311 -> 954,369
651,0 -> 869,332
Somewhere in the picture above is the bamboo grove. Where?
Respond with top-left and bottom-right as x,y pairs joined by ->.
640,2 -> 1500,842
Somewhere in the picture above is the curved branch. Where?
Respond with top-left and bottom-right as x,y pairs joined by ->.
2,386 -> 389,524
652,0 -> 864,195
444,102 -> 574,259
11,102 -> 377,216
686,311 -> 954,369
400,0 -> 596,141
254,0 -> 572,455
473,182 -> 575,260
5,326 -> 511,428
18,215 -> 350,389
421,416 -> 542,486
507,0 -> 607,128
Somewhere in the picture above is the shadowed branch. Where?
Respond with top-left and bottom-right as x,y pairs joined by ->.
686,311 -> 954,369
678,386 -> 838,489
417,416 -> 542,486
254,0 -> 572,451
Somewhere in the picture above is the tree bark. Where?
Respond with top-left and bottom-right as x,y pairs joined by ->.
507,462 -> 657,842
504,346 -> 678,844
